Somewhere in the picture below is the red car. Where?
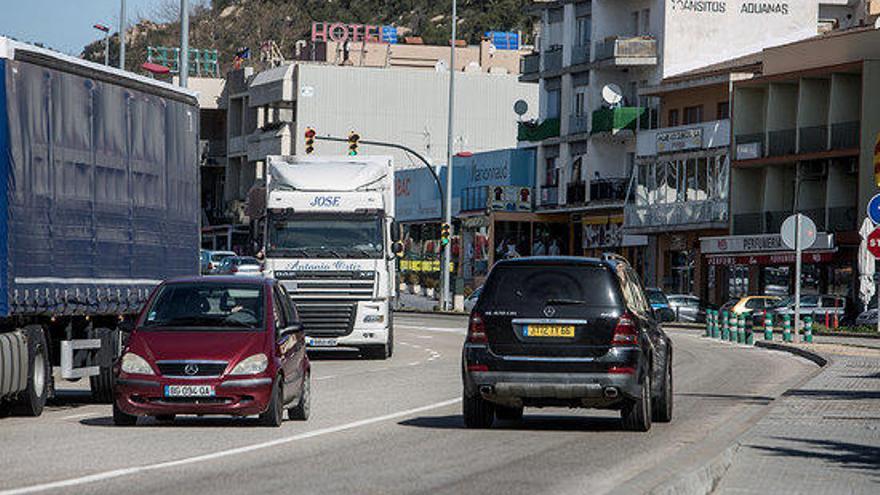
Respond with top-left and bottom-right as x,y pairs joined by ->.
113,276 -> 310,427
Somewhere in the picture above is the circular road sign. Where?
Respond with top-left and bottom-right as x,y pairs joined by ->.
781,214 -> 817,251
868,193 -> 880,225
868,228 -> 880,258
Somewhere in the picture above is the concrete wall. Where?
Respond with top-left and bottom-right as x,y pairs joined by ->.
766,83 -> 798,132
796,78 -> 830,128
829,73 -> 861,125
660,83 -> 729,126
858,60 -> 880,219
763,28 -> 880,76
732,87 -> 766,136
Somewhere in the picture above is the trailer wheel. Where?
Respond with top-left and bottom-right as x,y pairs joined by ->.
12,325 -> 50,417
89,327 -> 118,403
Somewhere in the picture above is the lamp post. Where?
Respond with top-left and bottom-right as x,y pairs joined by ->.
119,0 -> 126,70
179,0 -> 189,88
441,0 -> 457,311
93,23 -> 110,66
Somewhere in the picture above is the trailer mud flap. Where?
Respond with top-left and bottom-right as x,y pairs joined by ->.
60,339 -> 101,379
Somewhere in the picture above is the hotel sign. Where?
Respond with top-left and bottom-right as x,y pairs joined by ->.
656,128 -> 703,153
311,22 -> 385,43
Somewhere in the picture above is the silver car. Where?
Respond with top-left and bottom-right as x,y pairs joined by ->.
667,294 -> 707,323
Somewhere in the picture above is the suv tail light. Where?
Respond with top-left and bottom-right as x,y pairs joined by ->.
231,265 -> 238,274
467,312 -> 488,344
612,313 -> 638,346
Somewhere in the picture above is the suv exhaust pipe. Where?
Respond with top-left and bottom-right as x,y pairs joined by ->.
603,387 -> 619,399
479,385 -> 494,396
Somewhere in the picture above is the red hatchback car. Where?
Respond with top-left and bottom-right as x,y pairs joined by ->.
113,276 -> 310,427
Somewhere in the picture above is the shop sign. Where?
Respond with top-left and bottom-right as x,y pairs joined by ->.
700,233 -> 834,254
488,186 -> 531,212
707,251 -> 835,266
656,128 -> 702,153
583,220 -> 647,248
736,142 -> 761,160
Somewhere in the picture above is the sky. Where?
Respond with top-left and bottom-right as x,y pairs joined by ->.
0,0 -> 169,55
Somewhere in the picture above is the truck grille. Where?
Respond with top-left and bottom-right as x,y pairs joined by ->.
295,302 -> 356,337
278,271 -> 375,300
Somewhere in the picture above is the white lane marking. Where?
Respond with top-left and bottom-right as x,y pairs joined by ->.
408,361 -> 420,366
0,398 -> 462,495
416,335 -> 433,339
61,412 -> 100,421
396,325 -> 466,335
314,375 -> 336,381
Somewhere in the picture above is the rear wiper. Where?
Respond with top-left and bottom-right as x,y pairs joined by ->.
545,298 -> 585,305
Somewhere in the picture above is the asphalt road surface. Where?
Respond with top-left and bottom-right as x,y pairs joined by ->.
0,313 -> 817,495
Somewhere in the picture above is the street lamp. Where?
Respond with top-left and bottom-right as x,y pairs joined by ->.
93,23 -> 110,66
442,0 -> 457,311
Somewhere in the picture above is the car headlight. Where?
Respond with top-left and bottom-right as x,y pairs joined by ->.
120,353 -> 154,375
229,354 -> 268,375
363,314 -> 384,323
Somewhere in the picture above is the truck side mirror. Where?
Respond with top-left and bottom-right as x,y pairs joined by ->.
392,241 -> 404,256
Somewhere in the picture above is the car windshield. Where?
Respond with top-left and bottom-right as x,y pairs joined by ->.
211,253 -> 234,262
481,264 -> 620,308
267,211 -> 384,259
142,283 -> 264,330
776,295 -> 817,308
721,299 -> 739,311
236,257 -> 260,266
646,290 -> 669,306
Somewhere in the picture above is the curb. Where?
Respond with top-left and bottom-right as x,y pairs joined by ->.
650,444 -> 740,495
754,341 -> 828,367
815,331 -> 880,340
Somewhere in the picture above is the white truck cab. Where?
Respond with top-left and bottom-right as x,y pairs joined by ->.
263,155 -> 398,359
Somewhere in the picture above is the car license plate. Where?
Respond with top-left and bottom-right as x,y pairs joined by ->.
525,325 -> 575,338
164,385 -> 215,397
307,337 -> 338,347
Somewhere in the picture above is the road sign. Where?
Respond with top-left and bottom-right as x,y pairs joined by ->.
868,227 -> 880,258
781,214 -> 817,251
868,193 -> 880,225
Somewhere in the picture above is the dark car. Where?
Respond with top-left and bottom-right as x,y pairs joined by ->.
113,276 -> 310,427
461,256 -> 673,432
645,288 -> 676,322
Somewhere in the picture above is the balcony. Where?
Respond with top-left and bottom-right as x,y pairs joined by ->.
734,133 -> 764,160
570,44 -> 591,66
594,36 -> 658,67
566,181 -> 587,205
247,122 -> 291,162
540,185 -> 559,207
798,125 -> 828,154
590,178 -> 629,203
518,118 -> 560,142
520,52 -> 540,77
543,47 -> 563,72
591,107 -> 647,135
228,135 -> 246,156
625,200 -> 728,230
831,121 -> 859,150
767,129 -> 796,157
569,114 -> 590,135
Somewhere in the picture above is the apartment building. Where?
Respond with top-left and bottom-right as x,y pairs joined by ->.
704,27 -> 880,304
521,0 -> 863,276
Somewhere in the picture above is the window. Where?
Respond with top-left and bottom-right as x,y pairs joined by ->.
546,89 -> 561,119
574,91 -> 586,116
545,157 -> 559,186
668,109 -> 679,127
272,287 -> 288,332
576,15 -> 591,46
683,105 -> 703,125
717,101 -> 730,120
641,9 -> 651,35
632,12 -> 640,36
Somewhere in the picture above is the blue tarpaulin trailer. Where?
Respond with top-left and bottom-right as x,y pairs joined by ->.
0,37 -> 200,415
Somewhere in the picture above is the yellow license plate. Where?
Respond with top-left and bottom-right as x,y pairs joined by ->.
525,325 -> 575,338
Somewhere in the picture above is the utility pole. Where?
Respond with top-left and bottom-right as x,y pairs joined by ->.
179,0 -> 190,88
119,0 -> 126,70
93,24 -> 111,66
441,0 -> 457,311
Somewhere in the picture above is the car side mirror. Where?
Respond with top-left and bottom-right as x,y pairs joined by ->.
279,321 -> 304,338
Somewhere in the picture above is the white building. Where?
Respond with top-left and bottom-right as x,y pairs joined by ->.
520,0 -> 865,264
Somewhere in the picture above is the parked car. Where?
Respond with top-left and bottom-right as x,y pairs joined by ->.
200,250 -> 236,274
855,299 -> 878,326
722,296 -> 782,316
769,295 -> 846,322
667,294 -> 709,323
217,256 -> 262,276
464,286 -> 483,313
462,256 -> 673,432
645,288 -> 676,322
113,276 -> 310,427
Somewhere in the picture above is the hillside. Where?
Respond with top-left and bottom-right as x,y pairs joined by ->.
82,0 -> 535,73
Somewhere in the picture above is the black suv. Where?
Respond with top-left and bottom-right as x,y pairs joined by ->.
461,256 -> 672,431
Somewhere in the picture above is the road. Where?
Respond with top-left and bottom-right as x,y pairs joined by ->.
0,313 -> 817,495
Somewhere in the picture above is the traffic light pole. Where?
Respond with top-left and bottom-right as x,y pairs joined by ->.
442,0 -> 457,311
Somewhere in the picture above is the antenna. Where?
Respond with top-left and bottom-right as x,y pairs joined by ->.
601,84 -> 624,107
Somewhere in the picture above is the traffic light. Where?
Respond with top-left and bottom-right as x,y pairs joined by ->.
347,131 -> 360,156
304,127 -> 316,154
440,223 -> 451,246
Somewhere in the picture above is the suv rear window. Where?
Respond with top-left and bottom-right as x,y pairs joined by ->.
480,263 -> 621,308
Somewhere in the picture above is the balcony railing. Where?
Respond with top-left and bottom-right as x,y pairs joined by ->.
566,181 -> 587,205
569,114 -> 590,135
733,213 -> 763,235
625,200 -> 728,229
591,107 -> 647,134
798,125 -> 828,153
768,129 -> 796,156
831,121 -> 859,150
590,178 -> 629,203
570,44 -> 591,66
734,133 -> 764,160
540,185 -> 559,207
518,118 -> 560,141
544,47 -> 563,72
594,36 -> 658,66
521,52 -> 540,75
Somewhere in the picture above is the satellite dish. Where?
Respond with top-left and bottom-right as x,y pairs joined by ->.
513,99 -> 529,116
601,84 -> 624,106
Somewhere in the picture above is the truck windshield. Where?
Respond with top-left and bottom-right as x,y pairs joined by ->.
267,213 -> 384,259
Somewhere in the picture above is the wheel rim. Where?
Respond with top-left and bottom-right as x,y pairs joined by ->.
33,351 -> 46,399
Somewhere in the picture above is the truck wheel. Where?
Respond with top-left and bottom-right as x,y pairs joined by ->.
622,374 -> 652,432
387,314 -> 394,358
89,327 -> 118,403
12,325 -> 50,417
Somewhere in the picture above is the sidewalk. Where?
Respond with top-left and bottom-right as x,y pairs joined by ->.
396,292 -> 440,312
715,341 -> 880,494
